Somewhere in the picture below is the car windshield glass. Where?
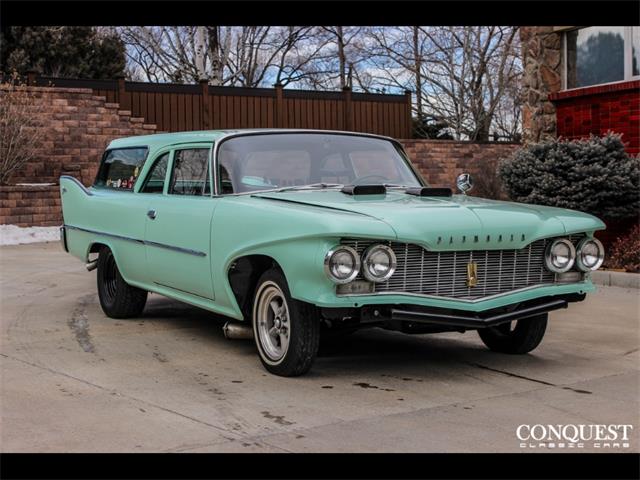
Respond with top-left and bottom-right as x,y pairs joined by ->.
217,133 -> 423,194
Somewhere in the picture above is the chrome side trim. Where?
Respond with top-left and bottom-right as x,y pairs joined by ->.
60,175 -> 93,196
153,281 -> 213,300
64,225 -> 143,245
64,224 -> 206,257
144,239 -> 207,257
335,283 -> 589,304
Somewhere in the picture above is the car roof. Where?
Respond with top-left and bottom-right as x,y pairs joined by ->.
106,129 -> 395,151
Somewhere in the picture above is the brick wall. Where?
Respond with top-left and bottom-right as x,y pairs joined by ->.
550,80 -> 640,156
0,86 -> 157,227
0,185 -> 62,227
3,86 -> 157,185
0,85 -> 519,227
400,139 -> 520,190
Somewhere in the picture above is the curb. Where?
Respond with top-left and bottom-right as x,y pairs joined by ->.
591,270 -> 640,289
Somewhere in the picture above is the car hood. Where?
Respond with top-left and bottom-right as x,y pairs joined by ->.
251,190 -> 605,250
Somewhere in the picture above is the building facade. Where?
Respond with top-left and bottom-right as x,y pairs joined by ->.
521,26 -> 639,155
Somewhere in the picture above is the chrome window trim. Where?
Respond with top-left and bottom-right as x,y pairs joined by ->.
64,224 -> 206,257
138,151 -> 172,194
167,146 -> 213,197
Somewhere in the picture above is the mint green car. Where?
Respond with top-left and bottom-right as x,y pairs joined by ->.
60,130 -> 606,376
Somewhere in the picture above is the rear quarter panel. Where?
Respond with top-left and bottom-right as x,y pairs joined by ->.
60,176 -> 149,286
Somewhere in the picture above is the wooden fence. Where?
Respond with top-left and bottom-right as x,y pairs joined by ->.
26,74 -> 412,138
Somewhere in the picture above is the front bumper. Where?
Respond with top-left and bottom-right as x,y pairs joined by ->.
308,280 -> 595,313
382,293 -> 586,329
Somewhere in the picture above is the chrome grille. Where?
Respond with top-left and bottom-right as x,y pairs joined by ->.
341,238 -> 559,300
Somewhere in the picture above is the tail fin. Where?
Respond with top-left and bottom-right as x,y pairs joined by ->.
59,175 -> 93,226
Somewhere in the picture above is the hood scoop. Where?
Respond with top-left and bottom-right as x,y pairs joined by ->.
341,184 -> 387,195
405,186 -> 452,197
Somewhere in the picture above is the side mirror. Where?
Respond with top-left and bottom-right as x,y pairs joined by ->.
456,173 -> 473,195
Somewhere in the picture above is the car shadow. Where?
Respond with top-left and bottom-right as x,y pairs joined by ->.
135,296 -> 557,380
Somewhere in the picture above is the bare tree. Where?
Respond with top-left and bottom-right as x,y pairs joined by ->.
116,26 -> 523,139
118,26 -> 330,87
0,73 -> 45,185
364,26 -> 428,116
364,26 -> 522,141
298,27 -> 370,91
420,26 -> 521,141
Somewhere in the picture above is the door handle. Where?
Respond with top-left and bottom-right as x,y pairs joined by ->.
147,209 -> 157,220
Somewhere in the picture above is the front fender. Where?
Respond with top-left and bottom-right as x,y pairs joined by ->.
210,196 -> 396,319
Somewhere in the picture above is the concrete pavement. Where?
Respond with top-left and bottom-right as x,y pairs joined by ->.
1,242 -> 639,452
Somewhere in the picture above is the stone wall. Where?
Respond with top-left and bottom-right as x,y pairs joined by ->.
0,185 -> 62,227
0,86 -> 520,227
2,86 -> 157,186
401,139 -> 520,193
2,137 -> 519,227
0,86 -> 157,227
519,27 -> 562,143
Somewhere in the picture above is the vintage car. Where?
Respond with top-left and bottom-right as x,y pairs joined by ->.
59,129 -> 606,376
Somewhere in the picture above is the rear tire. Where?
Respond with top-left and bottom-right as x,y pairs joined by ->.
252,268 -> 320,376
96,247 -> 147,319
477,313 -> 548,354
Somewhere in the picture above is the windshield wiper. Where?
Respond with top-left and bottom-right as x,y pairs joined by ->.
271,183 -> 344,193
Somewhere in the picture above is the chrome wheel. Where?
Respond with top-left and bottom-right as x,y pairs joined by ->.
254,281 -> 290,363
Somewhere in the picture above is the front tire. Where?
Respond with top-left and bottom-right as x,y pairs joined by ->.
252,268 -> 320,376
477,313 -> 548,354
96,247 -> 147,318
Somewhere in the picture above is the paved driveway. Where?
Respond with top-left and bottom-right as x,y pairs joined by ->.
1,242 -> 638,452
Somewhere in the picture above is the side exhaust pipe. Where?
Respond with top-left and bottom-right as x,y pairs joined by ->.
86,260 -> 98,272
223,321 -> 254,340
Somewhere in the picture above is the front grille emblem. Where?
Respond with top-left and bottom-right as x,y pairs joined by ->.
466,262 -> 478,287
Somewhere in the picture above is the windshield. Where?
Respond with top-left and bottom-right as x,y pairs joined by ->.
217,133 -> 423,194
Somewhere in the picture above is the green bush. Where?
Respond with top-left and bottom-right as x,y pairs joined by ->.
498,133 -> 640,219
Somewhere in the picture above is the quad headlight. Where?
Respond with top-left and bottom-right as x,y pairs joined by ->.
324,246 -> 360,284
576,238 -> 605,271
362,244 -> 397,282
545,238 -> 576,273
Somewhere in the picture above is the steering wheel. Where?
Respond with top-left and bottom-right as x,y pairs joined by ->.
352,174 -> 389,185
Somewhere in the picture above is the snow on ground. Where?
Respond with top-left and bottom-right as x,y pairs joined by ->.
0,225 -> 60,246
15,183 -> 56,186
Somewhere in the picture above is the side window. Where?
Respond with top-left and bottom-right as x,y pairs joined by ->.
169,148 -> 211,196
94,147 -> 148,190
140,153 -> 169,193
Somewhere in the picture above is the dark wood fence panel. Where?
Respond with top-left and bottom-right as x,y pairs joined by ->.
29,76 -> 412,138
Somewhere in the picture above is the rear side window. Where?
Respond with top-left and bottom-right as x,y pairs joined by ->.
169,148 -> 210,196
94,147 -> 148,190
